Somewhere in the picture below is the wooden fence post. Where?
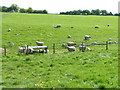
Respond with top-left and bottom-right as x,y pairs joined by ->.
26,45 -> 28,55
53,43 -> 55,54
4,47 -> 6,56
81,42 -> 84,52
106,41 -> 108,50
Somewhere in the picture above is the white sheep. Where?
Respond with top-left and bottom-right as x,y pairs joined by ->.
27,47 -> 34,54
84,35 -> 91,40
36,41 -> 44,46
68,35 -> 71,38
79,45 -> 86,51
18,47 -> 25,54
79,45 -> 91,51
38,49 -> 49,53
8,28 -> 11,32
66,46 -> 76,52
67,42 -> 76,46
95,26 -> 99,28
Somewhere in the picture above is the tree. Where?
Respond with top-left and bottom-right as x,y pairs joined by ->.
82,10 -> 90,15
42,10 -> 48,14
8,4 -> 19,12
101,10 -> 107,15
20,8 -> 26,13
2,6 -> 8,12
27,7 -> 33,13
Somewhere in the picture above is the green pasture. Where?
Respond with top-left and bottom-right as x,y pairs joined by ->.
2,13 -> 118,88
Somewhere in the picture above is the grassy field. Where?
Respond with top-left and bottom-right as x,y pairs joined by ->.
2,13 -> 118,88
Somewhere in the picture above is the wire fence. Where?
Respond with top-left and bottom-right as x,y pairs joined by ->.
1,41 -> 119,56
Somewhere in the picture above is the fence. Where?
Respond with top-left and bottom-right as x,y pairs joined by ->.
2,41 -> 119,56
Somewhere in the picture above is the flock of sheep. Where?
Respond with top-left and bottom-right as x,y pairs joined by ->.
8,24 -> 113,54
18,41 -> 49,54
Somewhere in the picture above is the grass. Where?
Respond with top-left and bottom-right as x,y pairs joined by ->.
1,13 -> 118,88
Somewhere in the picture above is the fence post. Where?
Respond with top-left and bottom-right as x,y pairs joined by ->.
106,41 -> 108,50
26,45 -> 28,55
4,47 -> 6,56
53,43 -> 55,54
81,42 -> 84,52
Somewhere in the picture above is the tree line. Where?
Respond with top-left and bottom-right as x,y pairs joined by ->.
60,9 -> 120,16
1,4 -> 48,14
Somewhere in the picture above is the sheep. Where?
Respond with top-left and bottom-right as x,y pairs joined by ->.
22,45 -> 34,54
38,49 -> 49,53
67,42 -> 76,46
27,47 -> 34,54
108,38 -> 112,41
68,35 -> 71,38
84,35 -> 91,40
54,24 -> 62,28
107,24 -> 110,27
66,46 -> 76,52
79,45 -> 86,51
18,47 -> 25,54
95,26 -> 99,28
8,28 -> 11,32
79,45 -> 91,51
36,41 -> 44,46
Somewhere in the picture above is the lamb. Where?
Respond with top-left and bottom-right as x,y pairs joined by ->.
66,46 -> 76,52
36,41 -> 44,46
95,26 -> 99,28
68,35 -> 71,38
79,45 -> 91,51
107,24 -> 110,27
67,42 -> 76,46
84,35 -> 91,40
8,28 -> 11,32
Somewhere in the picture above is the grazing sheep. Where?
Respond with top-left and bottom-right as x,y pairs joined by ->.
68,35 -> 71,38
79,45 -> 91,51
38,49 -> 49,53
84,35 -> 91,40
108,38 -> 112,41
107,24 -> 110,27
86,47 -> 91,51
54,24 -> 62,28
66,46 -> 76,52
36,41 -> 44,46
8,28 -> 11,32
27,47 -> 34,54
95,26 -> 99,28
79,45 -> 86,51
67,42 -> 76,46
18,47 -> 25,54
